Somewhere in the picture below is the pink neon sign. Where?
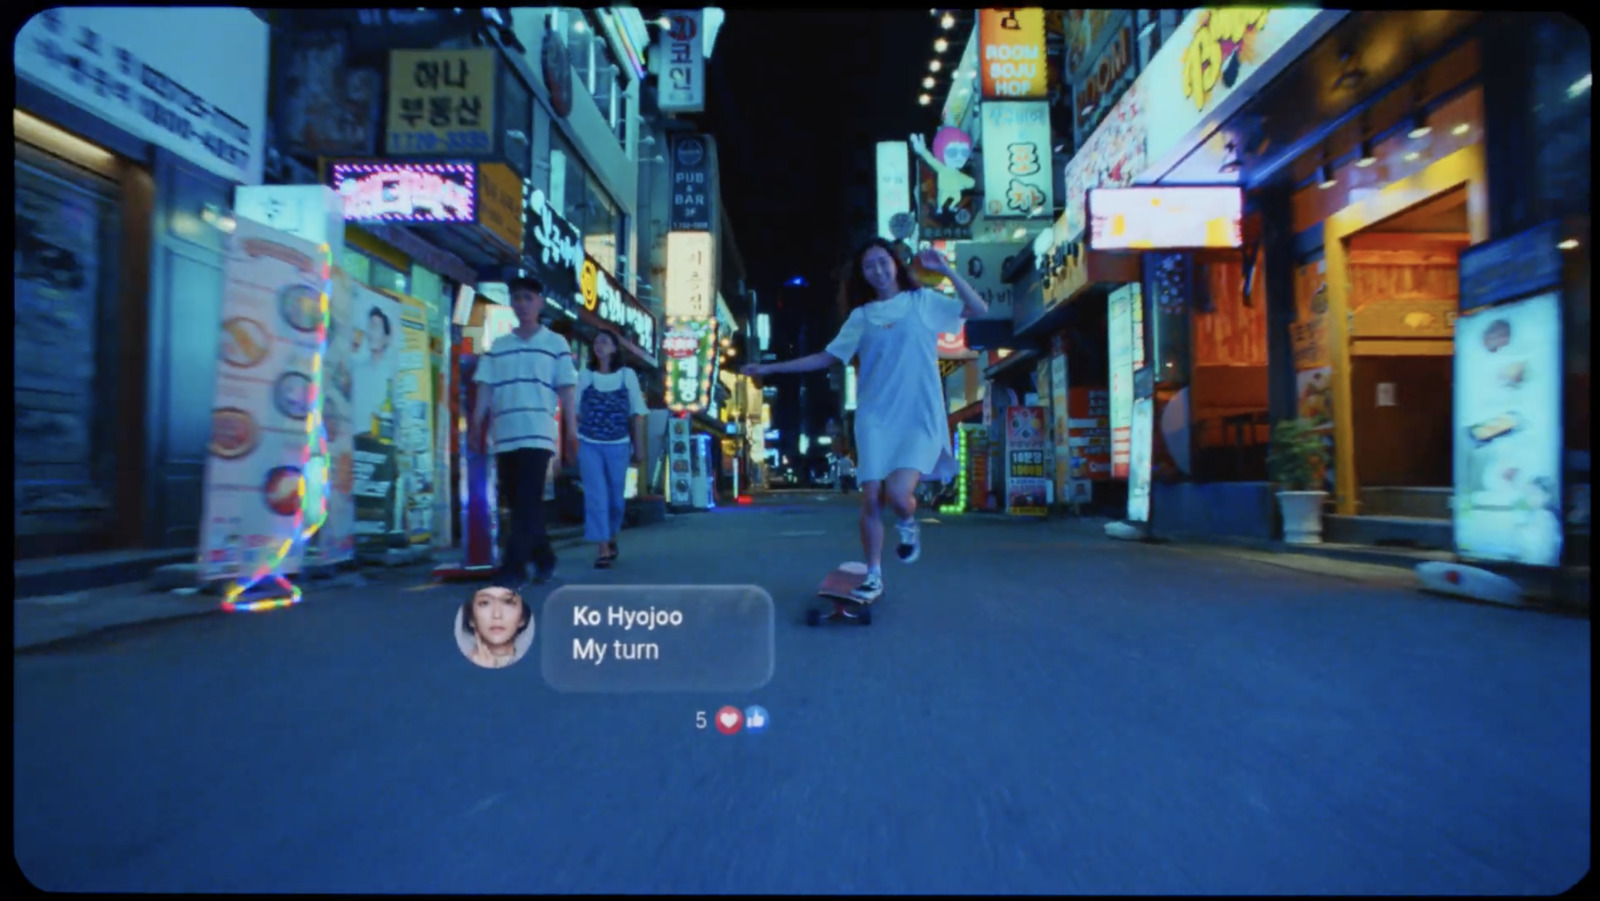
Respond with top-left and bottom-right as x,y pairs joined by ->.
331,162 -> 476,224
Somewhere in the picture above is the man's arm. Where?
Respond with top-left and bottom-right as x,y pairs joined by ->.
557,385 -> 577,461
470,359 -> 493,451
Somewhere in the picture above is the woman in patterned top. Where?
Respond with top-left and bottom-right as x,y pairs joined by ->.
573,327 -> 649,568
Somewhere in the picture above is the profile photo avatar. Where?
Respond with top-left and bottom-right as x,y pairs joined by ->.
456,585 -> 535,669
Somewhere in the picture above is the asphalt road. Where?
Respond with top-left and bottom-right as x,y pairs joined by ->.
14,494 -> 1591,893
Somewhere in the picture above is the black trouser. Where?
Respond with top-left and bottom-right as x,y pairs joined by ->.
497,447 -> 555,580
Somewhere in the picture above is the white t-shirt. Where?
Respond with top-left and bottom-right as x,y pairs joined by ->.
574,367 -> 650,444
474,327 -> 577,454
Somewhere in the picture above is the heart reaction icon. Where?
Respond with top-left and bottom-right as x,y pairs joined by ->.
715,706 -> 743,735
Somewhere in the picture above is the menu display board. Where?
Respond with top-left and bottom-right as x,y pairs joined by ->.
1452,294 -> 1563,566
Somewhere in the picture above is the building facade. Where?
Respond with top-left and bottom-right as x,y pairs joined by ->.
15,6 -> 762,566
15,8 -> 275,558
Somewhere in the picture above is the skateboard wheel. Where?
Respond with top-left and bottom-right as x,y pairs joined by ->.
858,608 -> 872,626
805,609 -> 822,627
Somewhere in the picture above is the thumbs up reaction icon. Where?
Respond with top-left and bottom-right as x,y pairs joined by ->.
743,706 -> 769,734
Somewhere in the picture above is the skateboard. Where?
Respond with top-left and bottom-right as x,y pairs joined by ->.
808,562 -> 874,627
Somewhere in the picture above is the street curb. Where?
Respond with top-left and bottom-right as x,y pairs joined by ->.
1141,529 -> 1452,572
13,522 -> 658,652
14,605 -> 226,655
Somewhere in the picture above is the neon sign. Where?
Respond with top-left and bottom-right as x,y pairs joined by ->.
331,161 -> 476,223
663,317 -> 717,413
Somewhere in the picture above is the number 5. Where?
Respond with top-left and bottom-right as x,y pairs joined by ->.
695,711 -> 707,729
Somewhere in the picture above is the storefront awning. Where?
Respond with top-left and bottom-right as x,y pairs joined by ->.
982,348 -> 1042,382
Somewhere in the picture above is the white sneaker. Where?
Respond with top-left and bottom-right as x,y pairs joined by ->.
895,520 -> 920,563
851,573 -> 884,601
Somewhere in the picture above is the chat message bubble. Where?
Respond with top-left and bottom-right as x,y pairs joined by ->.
540,585 -> 774,693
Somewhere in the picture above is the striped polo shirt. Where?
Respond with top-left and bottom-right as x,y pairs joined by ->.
474,326 -> 577,454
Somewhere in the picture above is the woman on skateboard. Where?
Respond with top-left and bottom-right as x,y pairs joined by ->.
743,239 -> 988,601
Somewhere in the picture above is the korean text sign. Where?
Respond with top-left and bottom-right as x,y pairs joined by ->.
980,101 -> 1054,219
658,10 -> 705,113
386,48 -> 496,156
17,8 -> 267,184
476,162 -> 524,252
663,319 -> 718,412
979,8 -> 1047,99
666,231 -> 715,319
1140,8 -> 1322,172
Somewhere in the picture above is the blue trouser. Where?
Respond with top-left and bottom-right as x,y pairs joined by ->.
578,440 -> 630,543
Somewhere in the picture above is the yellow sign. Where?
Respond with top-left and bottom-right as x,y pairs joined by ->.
386,49 -> 497,156
579,258 -> 600,311
978,8 -> 1048,99
476,162 -> 523,252
1181,9 -> 1270,113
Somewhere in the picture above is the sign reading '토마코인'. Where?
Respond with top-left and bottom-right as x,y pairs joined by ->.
657,10 -> 705,113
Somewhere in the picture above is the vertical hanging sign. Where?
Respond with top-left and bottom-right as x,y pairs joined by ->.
978,8 -> 1048,99
657,10 -> 705,113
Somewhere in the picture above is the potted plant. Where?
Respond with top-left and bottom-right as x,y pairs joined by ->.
1267,418 -> 1330,545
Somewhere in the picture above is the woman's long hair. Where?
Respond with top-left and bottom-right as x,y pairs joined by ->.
590,326 -> 625,374
841,237 -> 917,312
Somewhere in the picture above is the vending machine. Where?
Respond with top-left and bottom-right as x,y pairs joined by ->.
667,415 -> 693,509
689,432 -> 715,509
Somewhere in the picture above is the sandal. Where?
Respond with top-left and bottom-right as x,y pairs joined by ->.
594,555 -> 613,569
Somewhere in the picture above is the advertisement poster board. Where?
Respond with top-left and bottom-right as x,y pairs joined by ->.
198,217 -> 329,580
1108,285 -> 1135,478
389,292 -> 436,546
1452,293 -> 1563,566
1067,387 -> 1112,485
1292,262 -> 1336,493
312,267 -> 357,565
347,283 -> 403,543
1004,405 -> 1050,516
1128,396 -> 1154,522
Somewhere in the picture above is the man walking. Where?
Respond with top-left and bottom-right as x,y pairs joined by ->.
471,276 -> 578,585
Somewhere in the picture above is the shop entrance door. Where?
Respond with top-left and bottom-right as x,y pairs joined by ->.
14,141 -> 124,557
1344,188 -> 1470,524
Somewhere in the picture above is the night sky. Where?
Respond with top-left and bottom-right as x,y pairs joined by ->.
702,10 -> 943,294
